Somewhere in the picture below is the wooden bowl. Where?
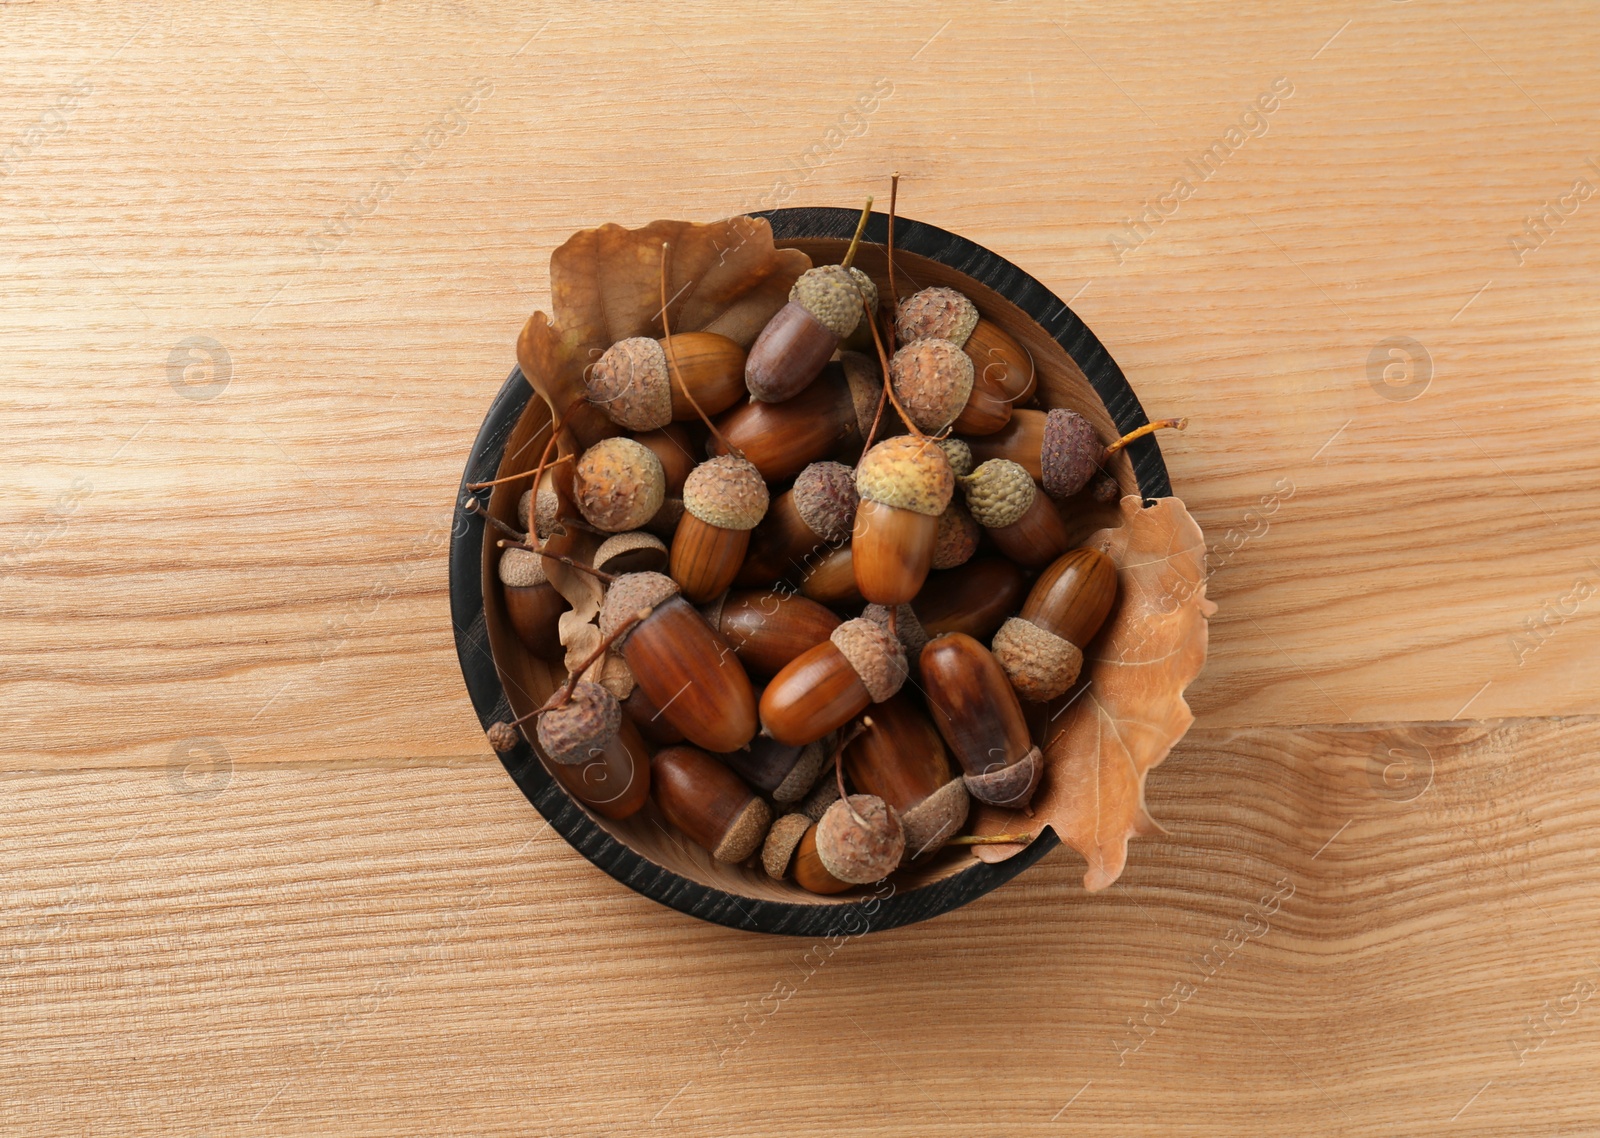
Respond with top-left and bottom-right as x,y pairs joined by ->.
449,208 -> 1172,935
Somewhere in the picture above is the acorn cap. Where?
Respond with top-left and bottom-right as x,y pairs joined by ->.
895,286 -> 980,348
598,571 -> 680,645
855,436 -> 955,517
829,618 -> 908,703
963,746 -> 1043,808
791,265 -> 865,339
899,777 -> 970,861
772,739 -> 828,804
889,339 -> 975,433
714,796 -> 773,863
992,616 -> 1085,703
792,461 -> 860,544
839,352 -> 890,440
847,267 -> 879,318
498,546 -> 548,588
699,592 -> 726,631
519,485 -> 562,539
573,437 -> 666,533
1041,409 -> 1101,500
931,503 -> 981,570
587,337 -> 672,431
962,458 -> 1036,528
861,603 -> 928,664
535,681 -> 622,766
816,795 -> 906,884
796,771 -> 841,821
593,530 -> 668,576
486,722 -> 520,753
682,455 -> 769,531
761,813 -> 813,879
938,437 -> 973,479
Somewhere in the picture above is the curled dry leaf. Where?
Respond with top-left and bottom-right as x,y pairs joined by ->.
970,495 -> 1216,891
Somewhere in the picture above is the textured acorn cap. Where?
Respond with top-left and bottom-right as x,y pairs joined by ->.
682,455 -> 769,531
713,796 -> 773,863
839,352 -> 890,439
598,571 -> 681,645
931,503 -> 981,570
895,286 -> 980,348
1041,409 -> 1102,500
792,461 -> 860,544
593,530 -> 668,576
486,721 -> 520,753
816,795 -> 906,884
587,337 -> 672,431
962,458 -> 1037,528
773,740 -> 829,804
861,603 -> 928,664
963,746 -> 1043,809
855,436 -> 955,517
498,546 -> 548,588
889,339 -> 975,433
899,777 -> 970,861
847,267 -> 879,318
992,616 -> 1085,703
573,437 -> 666,533
796,773 -> 841,821
761,813 -> 813,879
791,264 -> 865,339
535,681 -> 622,766
830,618 -> 908,703
518,486 -> 562,539
938,437 -> 973,478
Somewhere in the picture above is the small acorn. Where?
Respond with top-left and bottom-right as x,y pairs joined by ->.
498,546 -> 565,662
586,332 -> 746,430
746,264 -> 877,403
920,632 -> 1042,809
852,435 -> 955,605
486,721 -> 519,753
792,822 -> 854,894
914,557 -> 1030,642
709,355 -> 885,481
895,286 -> 1034,429
888,339 -> 974,434
717,735 -> 829,804
535,680 -> 622,766
572,437 -> 666,533
669,455 -> 769,603
706,589 -> 842,677
815,794 -> 905,884
760,617 -> 908,746
992,547 -> 1118,701
651,745 -> 772,863
843,695 -> 968,860
736,460 -> 859,587
960,458 -> 1072,569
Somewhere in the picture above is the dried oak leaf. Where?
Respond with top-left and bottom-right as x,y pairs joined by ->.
971,495 -> 1216,891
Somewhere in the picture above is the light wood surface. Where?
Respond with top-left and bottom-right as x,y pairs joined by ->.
2,2 -> 1596,1133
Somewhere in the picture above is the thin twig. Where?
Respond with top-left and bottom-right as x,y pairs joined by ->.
496,541 -> 617,583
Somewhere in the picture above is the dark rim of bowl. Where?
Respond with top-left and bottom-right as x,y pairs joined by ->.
449,207 -> 1170,937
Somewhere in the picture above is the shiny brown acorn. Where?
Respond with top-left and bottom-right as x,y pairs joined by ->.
993,547 -> 1119,701
668,455 -> 768,603
760,618 -> 907,746
960,458 -> 1073,569
735,461 -> 859,588
895,286 -> 1035,432
919,632 -> 1043,809
914,557 -> 1031,642
967,408 -> 1186,500
705,589 -> 842,677
844,696 -> 969,860
651,745 -> 772,862
498,546 -> 565,662
852,435 -> 955,605
716,734 -> 829,805
586,333 -> 747,430
796,544 -> 864,608
709,355 -> 884,482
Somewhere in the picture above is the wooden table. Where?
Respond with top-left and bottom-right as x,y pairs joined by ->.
4,3 -> 1596,1133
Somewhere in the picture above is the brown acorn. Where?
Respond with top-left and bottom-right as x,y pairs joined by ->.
791,823 -> 854,894
746,263 -> 878,403
669,455 -> 769,603
621,682 -> 685,746
572,437 -> 666,533
716,735 -> 829,805
705,589 -> 842,678
919,632 -> 1042,809
534,680 -> 622,767
760,617 -> 907,746
592,531 -> 668,576
586,333 -> 746,430
498,546 -> 565,662
992,547 -> 1118,701
796,544 -> 864,608
735,460 -> 859,587
960,458 -> 1072,569
843,695 -> 969,860
547,715 -> 652,820
651,745 -> 772,862
895,286 -> 1034,432
968,408 -> 1185,500
914,557 -> 1030,642
815,794 -> 904,884
600,571 -> 757,752
852,435 -> 955,605
888,338 -> 974,434
708,355 -> 884,481
631,422 -> 700,497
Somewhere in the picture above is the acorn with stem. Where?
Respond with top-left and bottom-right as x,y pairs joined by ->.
992,546 -> 1118,702
959,458 -> 1074,569
843,694 -> 968,861
966,408 -> 1187,499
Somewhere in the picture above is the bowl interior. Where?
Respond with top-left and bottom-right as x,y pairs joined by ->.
473,238 -> 1142,912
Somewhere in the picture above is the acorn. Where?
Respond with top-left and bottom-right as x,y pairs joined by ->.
593,530 -> 668,576
760,617 -> 907,746
534,680 -> 622,766
498,546 -> 565,662
708,355 -> 884,482
621,681 -> 685,746
631,422 -> 699,498
852,435 -> 955,605
992,547 -> 1118,701
586,333 -> 746,430
746,264 -> 878,403
705,589 -> 842,677
843,695 -> 968,861
796,544 -> 864,608
791,822 -> 854,894
815,794 -> 904,884
600,571 -> 757,752
896,286 -> 1035,428
938,437 -> 974,478
518,480 -> 561,540
861,602 -> 927,671
486,721 -> 519,753
919,632 -> 1042,809
547,715 -> 652,820
735,460 -> 859,587
930,501 -> 981,570
960,458 -> 1072,569
669,455 -> 769,603
717,735 -> 829,805
914,557 -> 1030,642
968,408 -> 1186,500
572,437 -> 666,533
887,339 -> 974,434
651,745 -> 772,863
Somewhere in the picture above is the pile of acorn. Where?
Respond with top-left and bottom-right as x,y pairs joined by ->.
482,208 -> 1182,893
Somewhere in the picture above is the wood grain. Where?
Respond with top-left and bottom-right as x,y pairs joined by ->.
2,0 -> 1597,1132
